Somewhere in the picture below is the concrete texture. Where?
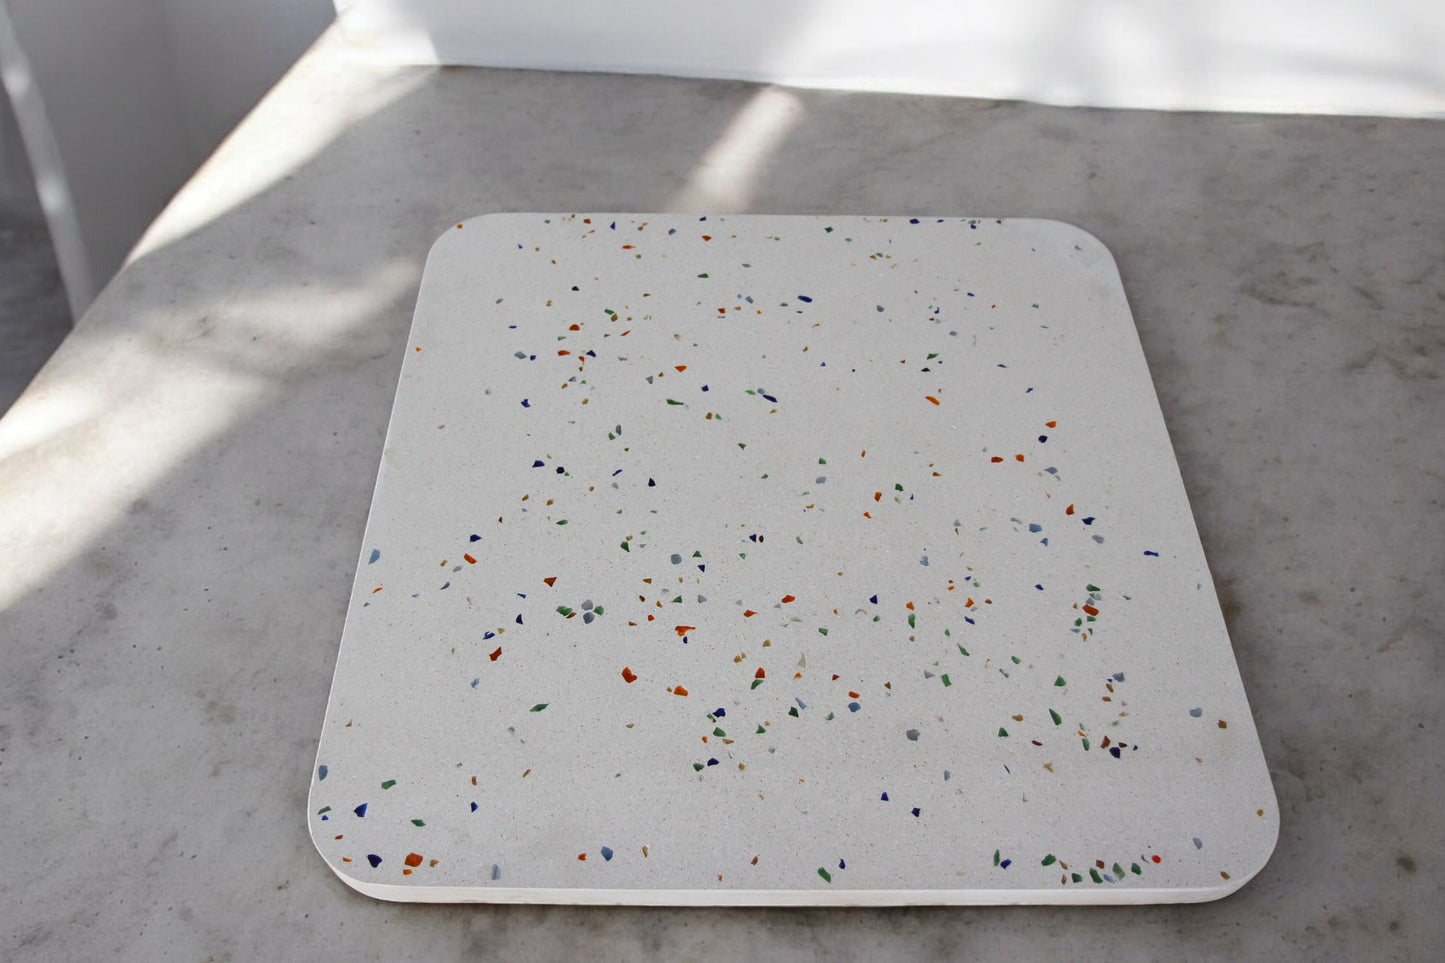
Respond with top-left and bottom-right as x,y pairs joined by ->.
0,26 -> 1441,961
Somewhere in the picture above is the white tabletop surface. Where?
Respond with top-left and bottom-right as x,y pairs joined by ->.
314,213 -> 1275,904
1,22 -> 1441,959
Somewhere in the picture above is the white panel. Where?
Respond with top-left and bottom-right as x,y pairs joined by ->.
0,0 -> 333,318
334,0 -> 1445,117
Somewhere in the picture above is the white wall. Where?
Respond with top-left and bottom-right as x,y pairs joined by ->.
158,1 -> 342,157
335,0 -> 1445,118
3,0 -> 190,316
0,0 -> 334,319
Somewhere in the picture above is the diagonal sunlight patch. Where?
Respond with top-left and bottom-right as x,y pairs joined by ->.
0,27 -> 437,613
129,24 -> 432,264
667,86 -> 804,212
333,0 -> 442,65
0,257 -> 421,613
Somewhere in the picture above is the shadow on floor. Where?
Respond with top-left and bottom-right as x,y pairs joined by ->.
0,199 -> 70,414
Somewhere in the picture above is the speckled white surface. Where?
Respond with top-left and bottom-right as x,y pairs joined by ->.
311,214 -> 1275,903
1,23 -> 1441,960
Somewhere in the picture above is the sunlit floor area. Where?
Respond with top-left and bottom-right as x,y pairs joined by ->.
0,23 -> 1441,961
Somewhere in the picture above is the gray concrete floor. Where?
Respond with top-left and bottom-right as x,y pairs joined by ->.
0,29 -> 1442,960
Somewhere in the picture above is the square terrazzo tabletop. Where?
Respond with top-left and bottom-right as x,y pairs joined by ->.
308,213 -> 1277,904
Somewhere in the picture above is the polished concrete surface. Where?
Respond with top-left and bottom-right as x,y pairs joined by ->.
0,28 -> 1441,960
